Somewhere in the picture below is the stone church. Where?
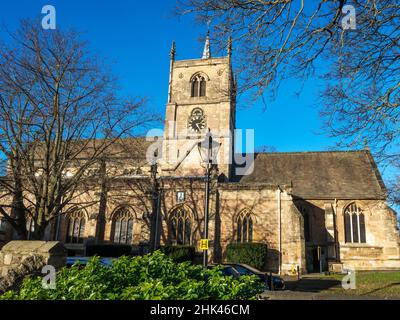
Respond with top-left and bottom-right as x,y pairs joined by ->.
1,36 -> 400,274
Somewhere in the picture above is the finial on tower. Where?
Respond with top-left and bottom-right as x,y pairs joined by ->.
227,36 -> 232,57
364,138 -> 370,150
170,41 -> 176,60
202,21 -> 212,59
202,31 -> 211,59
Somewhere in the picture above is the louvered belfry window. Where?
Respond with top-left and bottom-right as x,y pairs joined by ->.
191,74 -> 206,97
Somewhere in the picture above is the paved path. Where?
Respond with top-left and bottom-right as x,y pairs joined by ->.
260,275 -> 400,300
260,290 -> 393,300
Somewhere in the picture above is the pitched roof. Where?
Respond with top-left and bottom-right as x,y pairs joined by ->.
33,137 -> 155,163
233,150 -> 387,199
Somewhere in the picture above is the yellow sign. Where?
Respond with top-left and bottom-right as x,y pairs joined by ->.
290,265 -> 297,275
199,239 -> 209,250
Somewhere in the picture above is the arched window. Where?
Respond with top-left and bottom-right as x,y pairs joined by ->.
169,206 -> 192,245
191,74 -> 207,97
237,209 -> 253,243
344,203 -> 366,243
112,207 -> 134,245
66,211 -> 86,244
26,216 -> 35,240
200,78 -> 206,96
25,209 -> 36,240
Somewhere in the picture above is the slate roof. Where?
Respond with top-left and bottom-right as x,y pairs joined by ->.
33,137 -> 154,162
233,150 -> 387,200
25,135 -> 388,200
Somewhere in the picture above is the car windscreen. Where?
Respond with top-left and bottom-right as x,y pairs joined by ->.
221,266 -> 239,277
232,265 -> 255,275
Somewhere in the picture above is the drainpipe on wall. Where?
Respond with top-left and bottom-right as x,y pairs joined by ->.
277,186 -> 282,275
153,189 -> 162,251
334,198 -> 340,262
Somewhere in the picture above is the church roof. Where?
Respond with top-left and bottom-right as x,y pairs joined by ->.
32,137 -> 155,163
233,150 -> 387,200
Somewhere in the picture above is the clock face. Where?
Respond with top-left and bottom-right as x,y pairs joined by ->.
188,108 -> 206,133
188,115 -> 206,133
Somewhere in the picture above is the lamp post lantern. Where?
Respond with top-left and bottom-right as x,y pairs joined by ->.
198,129 -> 220,268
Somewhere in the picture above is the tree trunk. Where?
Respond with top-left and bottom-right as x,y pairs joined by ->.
11,182 -> 27,240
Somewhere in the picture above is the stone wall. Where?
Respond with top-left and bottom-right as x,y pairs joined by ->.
339,200 -> 400,270
217,183 -> 306,275
0,255 -> 46,294
0,241 -> 67,277
2,183 -> 399,274
340,244 -> 399,270
299,199 -> 400,271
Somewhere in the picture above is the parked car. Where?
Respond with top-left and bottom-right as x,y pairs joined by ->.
207,264 -> 241,278
66,256 -> 114,268
227,264 -> 285,290
209,263 -> 285,290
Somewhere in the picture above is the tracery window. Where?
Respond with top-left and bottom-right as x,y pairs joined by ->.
112,207 -> 134,245
191,74 -> 207,97
344,203 -> 366,243
237,208 -> 253,243
66,211 -> 86,244
169,206 -> 192,245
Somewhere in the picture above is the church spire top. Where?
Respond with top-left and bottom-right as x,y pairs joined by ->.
202,31 -> 211,59
170,41 -> 176,61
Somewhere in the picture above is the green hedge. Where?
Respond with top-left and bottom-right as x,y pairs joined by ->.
0,251 -> 265,300
226,242 -> 268,270
160,245 -> 195,263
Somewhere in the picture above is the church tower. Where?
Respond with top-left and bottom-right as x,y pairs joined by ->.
161,35 -> 236,179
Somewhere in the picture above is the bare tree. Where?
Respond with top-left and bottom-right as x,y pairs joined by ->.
388,171 -> 400,207
0,20 -> 158,240
178,0 -> 350,97
179,0 -> 399,199
320,1 -> 399,160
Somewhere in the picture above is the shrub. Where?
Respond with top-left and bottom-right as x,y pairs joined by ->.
85,244 -> 132,257
0,251 -> 264,300
226,243 -> 268,270
160,245 -> 195,263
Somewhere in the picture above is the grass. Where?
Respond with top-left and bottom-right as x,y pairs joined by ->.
320,271 -> 400,298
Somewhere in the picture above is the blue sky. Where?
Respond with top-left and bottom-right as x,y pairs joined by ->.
0,0 -> 396,185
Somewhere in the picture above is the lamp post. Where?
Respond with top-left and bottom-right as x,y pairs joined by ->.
198,129 -> 220,268
150,150 -> 160,252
